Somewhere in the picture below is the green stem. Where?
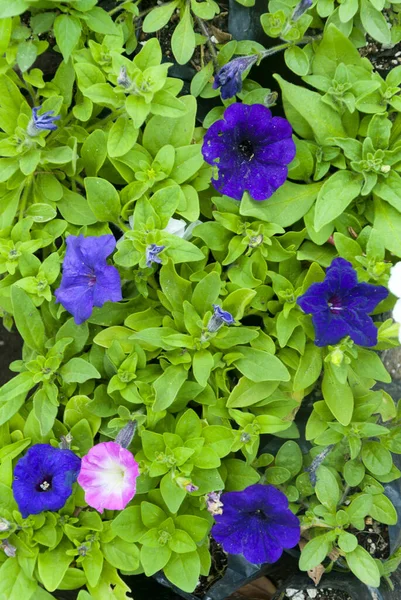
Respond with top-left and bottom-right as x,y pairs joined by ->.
19,177 -> 32,221
195,16 -> 219,70
261,34 -> 321,60
86,111 -> 119,133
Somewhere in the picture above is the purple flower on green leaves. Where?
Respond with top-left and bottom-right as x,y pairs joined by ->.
55,235 -> 122,325
213,55 -> 258,100
146,243 -> 165,267
297,257 -> 388,347
202,103 -> 296,201
208,304 -> 235,333
27,106 -> 60,136
212,484 -> 300,564
13,444 -> 81,518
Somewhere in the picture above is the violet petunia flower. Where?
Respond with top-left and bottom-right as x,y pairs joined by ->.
13,444 -> 81,519
213,55 -> 258,100
27,106 -> 60,136
202,103 -> 296,201
77,442 -> 139,514
208,304 -> 235,333
212,484 -> 300,564
55,234 -> 122,325
297,257 -> 388,347
145,243 -> 165,267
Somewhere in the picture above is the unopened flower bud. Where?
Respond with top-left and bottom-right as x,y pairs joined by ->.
116,421 -> 137,449
381,165 -> 391,174
117,66 -> 131,89
1,539 -> 16,557
185,483 -> 199,493
60,433 -> 73,450
292,0 -> 312,21
0,518 -> 11,532
330,348 -> 344,366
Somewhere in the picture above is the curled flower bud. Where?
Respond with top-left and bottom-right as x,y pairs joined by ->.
117,66 -> 131,89
27,106 -> 60,137
213,55 -> 258,100
1,539 -> 16,557
186,483 -> 199,493
0,518 -> 11,532
291,0 -> 313,21
115,421 -> 137,449
60,433 -> 73,450
207,304 -> 235,333
307,445 -> 334,485
145,244 -> 165,268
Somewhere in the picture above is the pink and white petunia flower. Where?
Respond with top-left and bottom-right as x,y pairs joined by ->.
77,441 -> 139,513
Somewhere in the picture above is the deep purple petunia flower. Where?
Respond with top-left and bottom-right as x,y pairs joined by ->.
146,243 -> 165,267
13,444 -> 81,519
27,106 -> 60,136
202,103 -> 296,201
212,484 -> 300,564
213,55 -> 258,100
208,304 -> 235,333
55,234 -> 122,325
297,257 -> 388,347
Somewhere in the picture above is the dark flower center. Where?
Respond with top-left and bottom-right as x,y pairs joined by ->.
238,140 -> 254,160
86,270 -> 97,286
250,509 -> 269,521
328,294 -> 344,314
36,477 -> 52,492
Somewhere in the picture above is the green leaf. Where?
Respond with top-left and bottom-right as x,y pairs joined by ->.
58,187 -> 97,226
82,7 -> 118,35
17,40 -> 37,73
112,506 -> 146,543
202,425 -> 234,457
193,350 -> 214,387
346,494 -> 373,526
143,1 -> 179,32
223,458 -> 259,491
293,343 -> 322,391
274,75 -> 346,145
299,536 -> 331,571
82,544 -> 103,588
315,465 -> 340,512
81,130 -> 107,176
38,538 -> 73,592
360,0 -> 391,44
59,358 -> 101,384
338,531 -> 358,553
164,551 -> 200,593
84,177 -> 120,223
374,197 -> 401,257
192,271 -> 221,315
169,529 -> 197,553
141,545 -> 171,576
107,116 -> 139,158
11,286 -> 45,354
275,441 -> 303,477
343,460 -> 365,487
240,182 -> 322,227
314,171 -> 362,231
227,377 -> 278,408
160,473 -> 186,513
153,364 -> 188,411
171,7 -> 195,65
143,96 -> 196,153
101,538 -> 139,571
346,546 -> 381,587
361,441 -> 392,476
322,364 -> 353,426
284,46 -> 309,76
233,346 -> 290,383
370,493 -> 397,525
0,559 -> 37,600
53,15 -> 81,62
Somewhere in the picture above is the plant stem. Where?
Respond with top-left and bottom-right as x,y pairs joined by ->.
195,16 -> 219,70
261,34 -> 321,60
19,177 -> 32,221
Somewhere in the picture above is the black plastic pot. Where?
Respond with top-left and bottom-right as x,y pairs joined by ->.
272,570 -> 401,600
154,552 -> 299,600
227,0 -> 268,45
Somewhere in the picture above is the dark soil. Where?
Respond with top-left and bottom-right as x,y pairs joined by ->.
355,518 -> 390,560
193,538 -> 228,597
283,589 -> 352,600
360,40 -> 401,74
0,323 -> 23,386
